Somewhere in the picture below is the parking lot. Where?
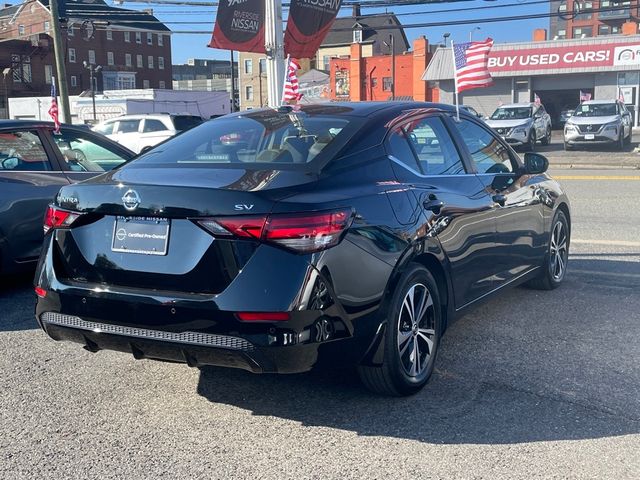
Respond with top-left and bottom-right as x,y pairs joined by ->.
1,154 -> 639,478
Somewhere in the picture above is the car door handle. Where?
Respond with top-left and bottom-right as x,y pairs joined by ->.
423,198 -> 445,214
492,194 -> 506,206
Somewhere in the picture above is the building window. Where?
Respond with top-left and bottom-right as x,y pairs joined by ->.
124,31 -> 130,42
136,54 -> 143,68
18,25 -> 25,36
158,34 -> 163,46
148,56 -> 154,69
159,80 -> 165,89
383,77 -> 392,91
106,28 -> 113,40
244,59 -> 252,74
44,21 -> 50,32
557,29 -> 566,38
68,25 -> 74,36
259,58 -> 266,73
125,53 -> 132,67
143,79 -> 150,89
572,26 -> 593,38
371,77 -> 378,88
71,76 -> 77,87
158,56 -> 164,70
44,64 -> 53,83
11,54 -> 31,83
68,48 -> 76,63
107,51 -> 114,66
323,55 -> 330,71
353,28 -> 362,43
147,32 -> 152,45
245,85 -> 254,101
88,50 -> 96,65
136,31 -> 142,44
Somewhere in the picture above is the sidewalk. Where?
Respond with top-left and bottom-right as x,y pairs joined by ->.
536,132 -> 640,169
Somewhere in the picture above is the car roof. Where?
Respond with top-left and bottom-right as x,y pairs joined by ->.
0,120 -> 91,130
498,103 -> 536,108
581,99 -> 619,105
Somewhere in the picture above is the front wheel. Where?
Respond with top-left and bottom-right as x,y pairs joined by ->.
358,264 -> 442,396
528,210 -> 570,290
541,127 -> 551,146
625,128 -> 632,146
527,131 -> 536,151
617,132 -> 625,151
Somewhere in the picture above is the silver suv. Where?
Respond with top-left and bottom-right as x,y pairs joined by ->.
563,100 -> 632,151
93,114 -> 203,154
485,103 -> 552,151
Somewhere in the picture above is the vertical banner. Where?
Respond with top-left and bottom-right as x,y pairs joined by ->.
284,0 -> 342,59
208,0 -> 265,53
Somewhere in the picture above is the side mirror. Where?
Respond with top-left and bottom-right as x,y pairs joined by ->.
523,152 -> 549,175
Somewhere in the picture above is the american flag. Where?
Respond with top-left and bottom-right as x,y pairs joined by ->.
619,87 -> 626,103
453,38 -> 494,93
534,93 -> 541,106
48,77 -> 60,134
282,57 -> 302,103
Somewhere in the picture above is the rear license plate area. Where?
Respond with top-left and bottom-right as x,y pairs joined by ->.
112,216 -> 170,255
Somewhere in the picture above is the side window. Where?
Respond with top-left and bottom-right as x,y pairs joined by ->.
93,122 -> 114,135
453,118 -> 515,174
143,119 -> 168,133
0,130 -> 51,171
386,128 -> 420,172
116,120 -> 140,134
51,130 -> 130,172
405,117 -> 465,175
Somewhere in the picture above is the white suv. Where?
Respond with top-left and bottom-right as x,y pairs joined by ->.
93,114 -> 203,153
485,103 -> 552,151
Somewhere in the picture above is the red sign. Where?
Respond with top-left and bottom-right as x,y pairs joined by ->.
487,42 -> 640,73
284,0 -> 342,59
208,0 -> 265,53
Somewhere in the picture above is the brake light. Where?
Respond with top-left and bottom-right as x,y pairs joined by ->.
43,205 -> 82,234
34,286 -> 47,298
237,312 -> 290,322
198,208 -> 353,253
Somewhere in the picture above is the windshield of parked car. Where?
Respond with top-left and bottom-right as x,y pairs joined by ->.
490,107 -> 533,120
573,103 -> 618,117
132,108 -> 361,169
172,115 -> 204,132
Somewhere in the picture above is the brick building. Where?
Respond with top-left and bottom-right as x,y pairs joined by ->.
549,0 -> 639,39
329,36 -> 434,102
0,0 -> 171,115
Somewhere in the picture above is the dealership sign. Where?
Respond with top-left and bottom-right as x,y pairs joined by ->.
486,43 -> 640,73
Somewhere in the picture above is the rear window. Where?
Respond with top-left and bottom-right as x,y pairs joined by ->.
132,109 -> 362,169
172,115 -> 203,132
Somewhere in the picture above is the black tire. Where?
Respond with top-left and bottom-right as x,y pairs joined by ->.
358,264 -> 442,396
617,132 -> 625,151
564,142 -> 573,151
527,131 -> 536,151
541,127 -> 551,146
625,128 -> 632,146
528,210 -> 570,290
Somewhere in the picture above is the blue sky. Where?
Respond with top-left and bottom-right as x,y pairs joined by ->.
155,0 -> 551,64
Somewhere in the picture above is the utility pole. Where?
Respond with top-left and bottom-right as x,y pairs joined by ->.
229,50 -> 236,112
49,0 -> 71,123
390,34 -> 395,101
264,0 -> 284,107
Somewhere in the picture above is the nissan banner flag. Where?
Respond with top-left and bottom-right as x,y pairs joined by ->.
208,0 -> 265,53
284,0 -> 342,59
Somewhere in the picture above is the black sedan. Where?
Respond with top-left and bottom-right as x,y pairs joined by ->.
0,121 -> 134,275
34,103 -> 571,396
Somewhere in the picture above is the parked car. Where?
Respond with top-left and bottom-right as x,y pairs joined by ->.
0,121 -> 134,275
93,113 -> 204,154
485,102 -> 552,150
35,103 -> 570,396
563,99 -> 632,151
556,106 -> 576,128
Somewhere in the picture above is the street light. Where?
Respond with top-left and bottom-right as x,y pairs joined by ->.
469,27 -> 481,42
83,60 -> 102,122
442,32 -> 450,47
2,67 -> 11,119
383,34 -> 395,101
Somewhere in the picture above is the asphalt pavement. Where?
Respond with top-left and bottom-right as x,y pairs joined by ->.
1,168 -> 639,479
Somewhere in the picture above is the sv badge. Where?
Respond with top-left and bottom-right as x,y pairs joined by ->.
234,204 -> 254,211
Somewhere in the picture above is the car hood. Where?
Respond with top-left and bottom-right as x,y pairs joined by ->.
568,115 -> 619,125
485,119 -> 531,129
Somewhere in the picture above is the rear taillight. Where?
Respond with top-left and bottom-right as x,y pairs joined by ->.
197,208 -> 353,253
43,205 -> 82,234
236,312 -> 290,322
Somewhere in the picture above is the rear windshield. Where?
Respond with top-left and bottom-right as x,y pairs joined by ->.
172,115 -> 204,131
133,109 -> 361,169
573,103 -> 617,117
490,107 -> 532,120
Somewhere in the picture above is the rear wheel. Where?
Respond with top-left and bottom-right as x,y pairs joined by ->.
358,264 -> 441,396
617,132 -> 625,151
541,127 -> 551,146
528,210 -> 570,290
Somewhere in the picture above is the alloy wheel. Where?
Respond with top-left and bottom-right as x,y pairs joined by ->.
397,283 -> 436,377
549,221 -> 568,280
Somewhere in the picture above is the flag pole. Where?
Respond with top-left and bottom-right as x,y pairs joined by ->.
451,40 -> 460,121
281,54 -> 290,105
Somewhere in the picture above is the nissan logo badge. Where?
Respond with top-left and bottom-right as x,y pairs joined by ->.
122,189 -> 141,211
